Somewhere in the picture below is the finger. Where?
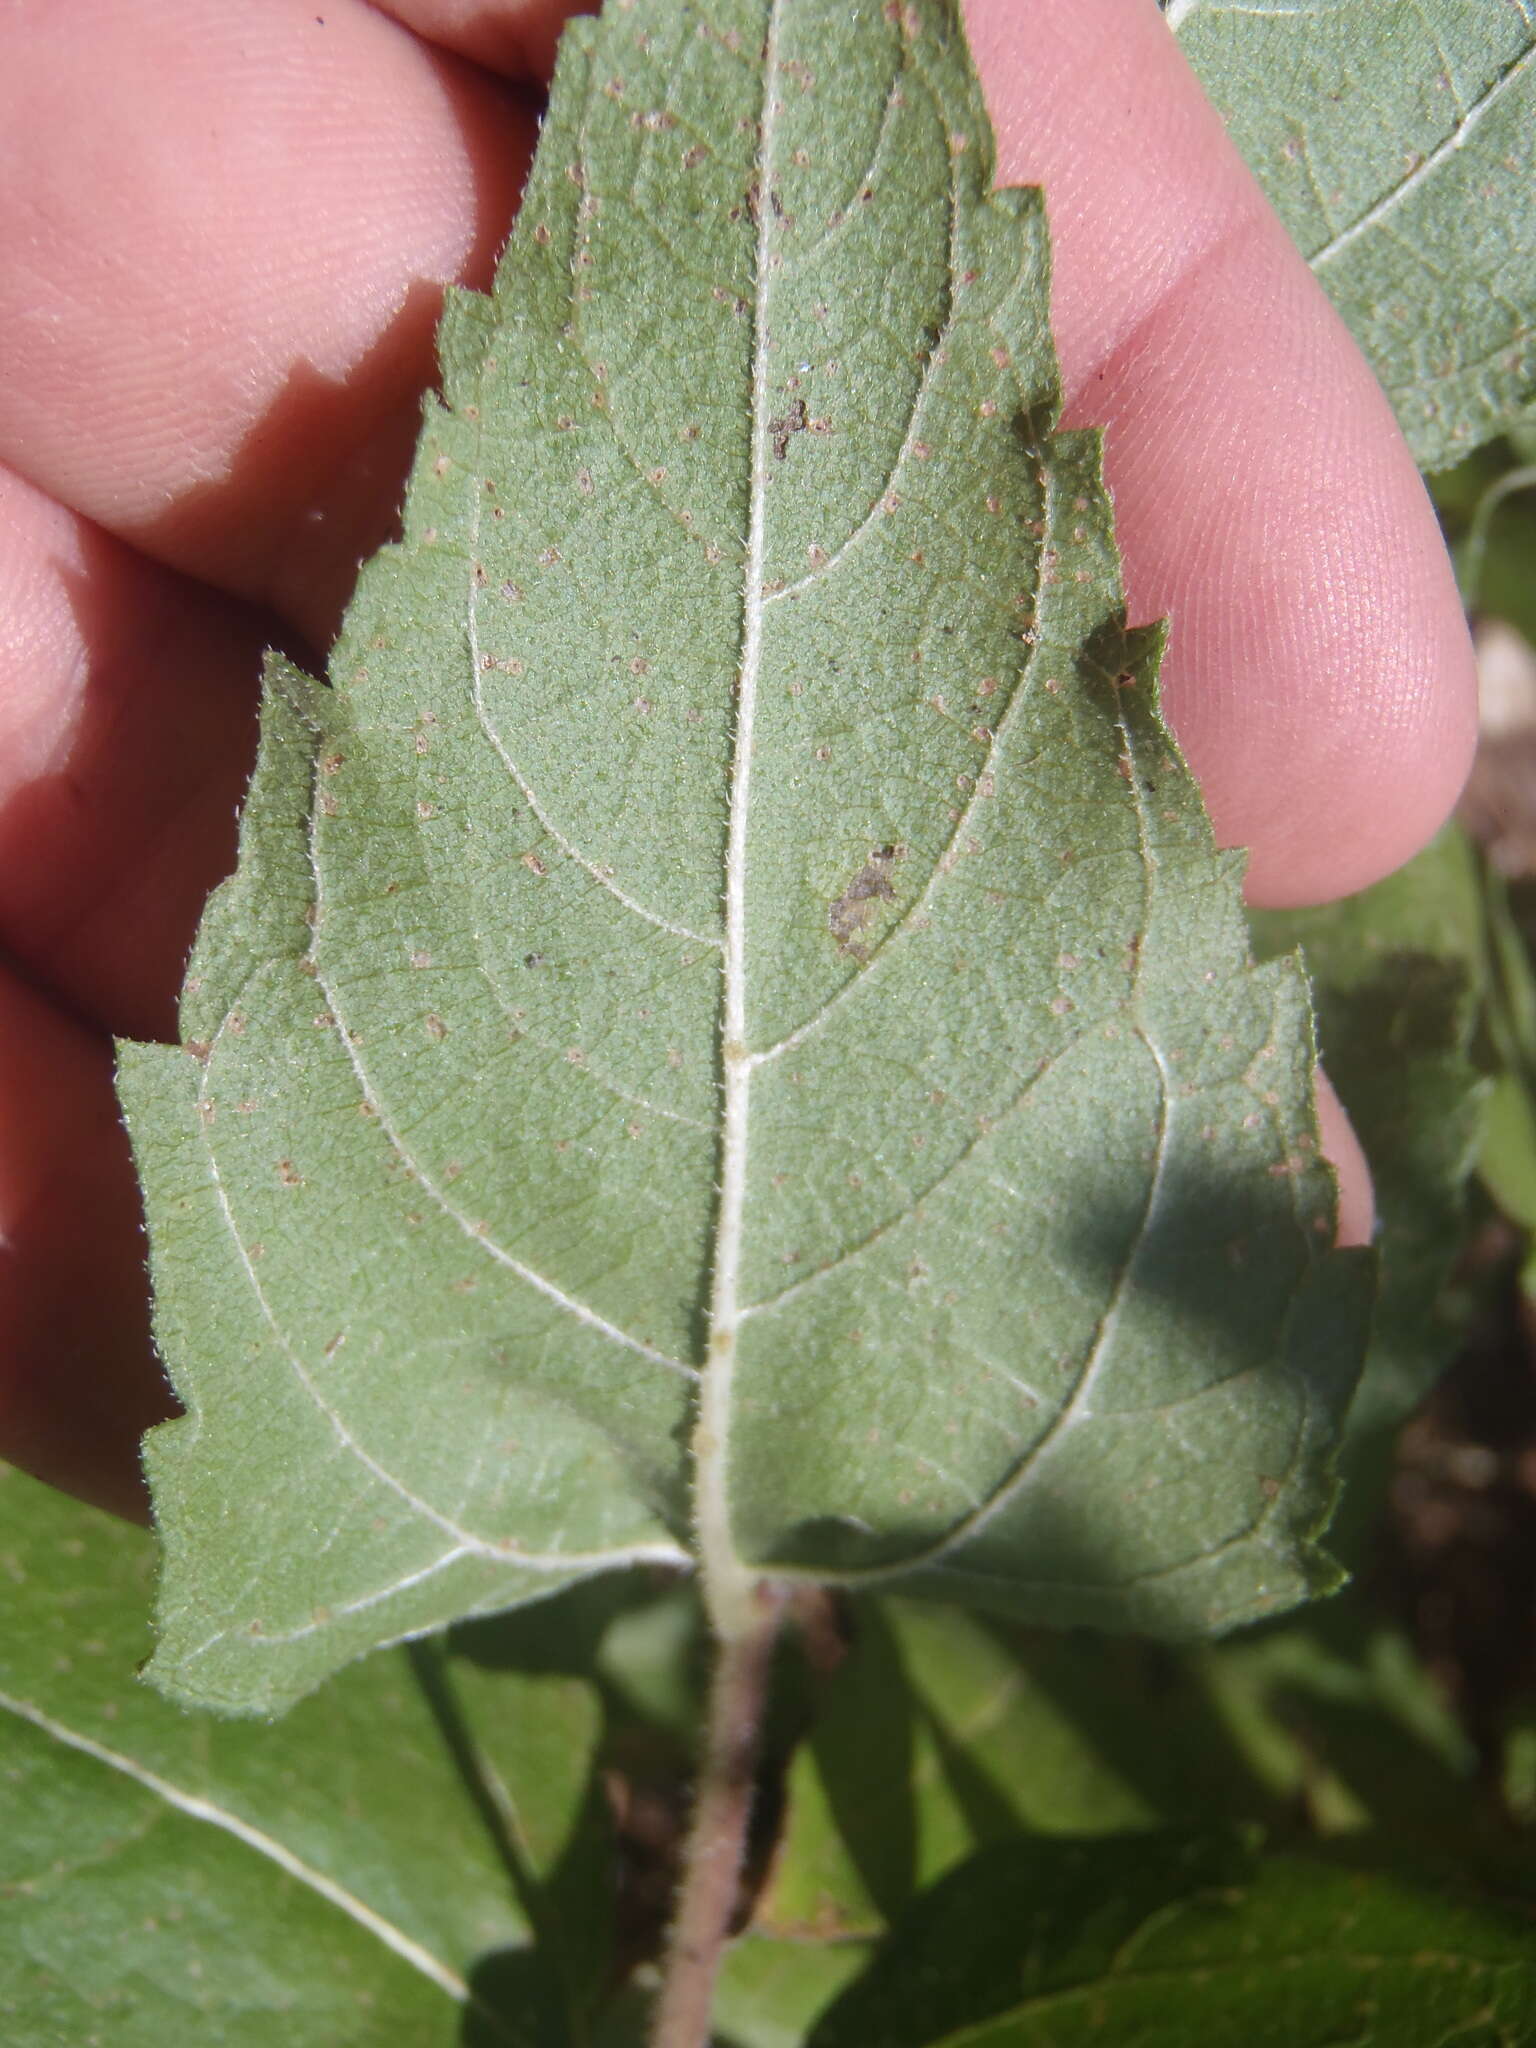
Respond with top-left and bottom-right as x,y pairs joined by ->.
0,965 -> 169,1520
366,0 -> 588,80
1315,1069 -> 1373,1252
0,0 -> 536,647
0,464 -> 266,1043
963,0 -> 1477,909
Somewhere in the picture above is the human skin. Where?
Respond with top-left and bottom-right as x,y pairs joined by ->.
0,0 -> 1476,1515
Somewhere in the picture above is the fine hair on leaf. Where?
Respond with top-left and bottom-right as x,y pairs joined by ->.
117,0 -> 1370,1724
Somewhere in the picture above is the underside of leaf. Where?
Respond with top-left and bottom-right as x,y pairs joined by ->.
119,0 -> 1370,1714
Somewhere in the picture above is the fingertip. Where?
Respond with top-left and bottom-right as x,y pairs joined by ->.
367,0 -> 593,81
1089,224 -> 1478,909
1315,1066 -> 1375,1252
964,0 -> 1478,910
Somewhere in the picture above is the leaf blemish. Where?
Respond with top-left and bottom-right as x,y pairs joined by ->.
769,396 -> 808,459
828,844 -> 905,959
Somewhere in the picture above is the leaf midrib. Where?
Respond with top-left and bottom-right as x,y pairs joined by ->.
690,0 -> 786,1639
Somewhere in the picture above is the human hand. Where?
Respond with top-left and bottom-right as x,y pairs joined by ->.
0,0 -> 1475,1516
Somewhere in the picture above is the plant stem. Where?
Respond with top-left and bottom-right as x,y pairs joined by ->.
648,1590 -> 782,2048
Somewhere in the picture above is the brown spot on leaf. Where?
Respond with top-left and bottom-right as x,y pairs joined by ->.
769,396 -> 808,460
828,844 -> 904,960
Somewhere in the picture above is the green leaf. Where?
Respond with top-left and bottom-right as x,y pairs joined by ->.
1480,1071 -> 1536,1236
0,1465 -> 610,2046
1251,830 -> 1487,1454
1169,0 -> 1536,470
1511,402 -> 1536,464
1474,866 -> 1536,1292
760,1600 -> 1284,1939
1196,1608 -> 1478,1845
763,1592 -> 1482,1950
806,1833 -> 1536,2048
121,0 -> 1368,1715
1442,450 -> 1536,641
750,1587 -> 1486,2021
710,1938 -> 874,2048
1481,865 -> 1536,1081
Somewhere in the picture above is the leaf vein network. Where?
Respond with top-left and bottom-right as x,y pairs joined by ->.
193,1012 -> 531,1552
466,939 -> 714,1132
297,745 -> 700,1377
465,478 -> 722,955
749,439 -> 1051,1069
739,1027 -> 1090,1317
303,940 -> 698,1381
1309,37 -> 1536,269
193,1004 -> 692,1586
766,74 -> 958,607
786,66 -> 907,271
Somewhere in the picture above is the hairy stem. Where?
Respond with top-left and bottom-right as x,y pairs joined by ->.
648,1592 -> 782,2048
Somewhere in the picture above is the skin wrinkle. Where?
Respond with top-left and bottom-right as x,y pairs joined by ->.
0,0 -> 1479,1503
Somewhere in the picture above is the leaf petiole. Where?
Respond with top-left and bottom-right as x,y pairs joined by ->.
648,1586 -> 784,2048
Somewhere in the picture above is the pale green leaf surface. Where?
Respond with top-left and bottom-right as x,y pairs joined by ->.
0,1466 -> 607,2047
122,0 -> 1367,1715
1168,0 -> 1536,469
806,1833 -> 1536,2048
